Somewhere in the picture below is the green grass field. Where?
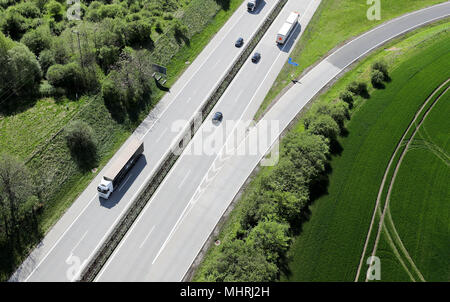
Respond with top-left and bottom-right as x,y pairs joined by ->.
254,0 -> 447,119
282,22 -> 450,281
372,88 -> 449,282
0,97 -> 86,160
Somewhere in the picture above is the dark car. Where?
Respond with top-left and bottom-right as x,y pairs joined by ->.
235,37 -> 244,48
212,112 -> 223,125
251,52 -> 261,63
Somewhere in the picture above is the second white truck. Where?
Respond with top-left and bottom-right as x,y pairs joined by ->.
276,12 -> 299,45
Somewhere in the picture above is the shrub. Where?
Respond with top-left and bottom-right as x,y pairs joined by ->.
0,8 -> 28,40
283,131 -> 330,180
246,220 -> 291,264
64,120 -> 98,169
45,0 -> 63,21
1,43 -> 42,98
339,90 -> 354,105
201,240 -> 278,282
346,81 -> 368,97
38,49 -> 56,74
21,26 -> 52,55
155,21 -> 163,34
39,81 -> 56,97
314,101 -> 349,128
125,20 -> 152,46
372,61 -> 389,79
46,62 -> 84,93
307,114 -> 340,140
371,69 -> 385,88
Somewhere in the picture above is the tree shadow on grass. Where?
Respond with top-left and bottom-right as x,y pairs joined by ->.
154,77 -> 170,92
279,164 -> 332,279
69,143 -> 99,172
174,29 -> 190,47
0,96 -> 38,117
214,0 -> 231,10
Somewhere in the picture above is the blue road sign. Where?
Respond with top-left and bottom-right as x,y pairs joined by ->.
288,57 -> 299,67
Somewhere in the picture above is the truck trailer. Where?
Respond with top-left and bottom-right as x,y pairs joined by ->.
276,12 -> 299,45
97,138 -> 144,199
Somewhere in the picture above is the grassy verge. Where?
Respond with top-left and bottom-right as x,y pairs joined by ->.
0,0 -> 244,281
254,0 -> 447,120
192,19 -> 450,282
283,21 -> 450,281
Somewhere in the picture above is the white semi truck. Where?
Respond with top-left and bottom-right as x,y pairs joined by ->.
97,138 -> 144,199
276,12 -> 299,45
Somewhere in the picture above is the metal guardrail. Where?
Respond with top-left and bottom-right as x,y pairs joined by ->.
79,0 -> 288,282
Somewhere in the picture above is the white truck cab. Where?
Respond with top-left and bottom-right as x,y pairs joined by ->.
97,177 -> 114,199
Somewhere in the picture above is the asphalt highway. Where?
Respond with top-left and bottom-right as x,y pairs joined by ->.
11,0 -> 281,282
95,0 -> 321,281
96,2 -> 450,281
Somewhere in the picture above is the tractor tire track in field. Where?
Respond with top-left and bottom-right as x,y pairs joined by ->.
355,79 -> 450,282
376,207 -> 416,281
383,204 -> 424,281
412,126 -> 450,167
368,82 -> 450,282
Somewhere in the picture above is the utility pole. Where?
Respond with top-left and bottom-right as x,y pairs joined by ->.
72,29 -> 84,70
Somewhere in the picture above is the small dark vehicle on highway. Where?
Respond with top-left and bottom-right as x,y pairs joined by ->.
212,112 -> 223,125
251,52 -> 261,63
235,37 -> 244,48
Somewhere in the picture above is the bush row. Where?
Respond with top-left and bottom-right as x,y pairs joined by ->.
196,98 -> 350,281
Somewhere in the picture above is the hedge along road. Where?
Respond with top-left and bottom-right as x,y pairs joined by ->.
97,3 -> 450,282
11,0 -> 281,282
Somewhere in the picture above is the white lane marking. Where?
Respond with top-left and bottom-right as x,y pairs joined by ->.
212,59 -> 222,69
118,174 -> 132,192
234,90 -> 245,103
178,170 -> 192,189
151,0 -> 319,266
139,226 -> 156,249
24,194 -> 97,281
71,231 -> 89,254
155,129 -> 168,143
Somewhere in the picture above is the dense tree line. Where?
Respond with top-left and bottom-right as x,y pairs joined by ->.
0,0 -> 191,118
0,154 -> 40,251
